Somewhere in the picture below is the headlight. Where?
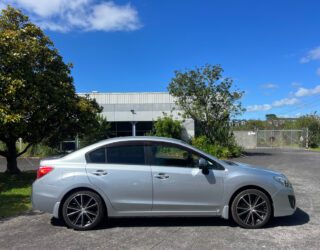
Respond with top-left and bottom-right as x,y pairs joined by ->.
273,176 -> 291,187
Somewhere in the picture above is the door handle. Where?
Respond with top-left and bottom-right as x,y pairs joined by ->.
154,173 -> 169,179
92,170 -> 108,176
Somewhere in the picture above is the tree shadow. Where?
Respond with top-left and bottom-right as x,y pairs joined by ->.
0,210 -> 44,223
51,207 -> 309,230
0,171 -> 36,192
0,194 -> 31,218
242,151 -> 272,157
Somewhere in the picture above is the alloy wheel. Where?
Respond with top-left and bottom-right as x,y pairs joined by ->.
235,193 -> 269,227
66,194 -> 99,228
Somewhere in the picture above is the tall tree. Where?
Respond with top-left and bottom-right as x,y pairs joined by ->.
0,6 -> 101,173
168,64 -> 244,145
81,115 -> 112,147
266,114 -> 277,121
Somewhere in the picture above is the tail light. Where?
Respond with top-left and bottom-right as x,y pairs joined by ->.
37,166 -> 54,179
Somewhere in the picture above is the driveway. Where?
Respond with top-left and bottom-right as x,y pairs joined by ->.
0,157 -> 40,172
0,149 -> 319,249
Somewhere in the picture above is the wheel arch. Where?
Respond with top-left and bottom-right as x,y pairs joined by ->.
58,187 -> 108,220
228,185 -> 274,217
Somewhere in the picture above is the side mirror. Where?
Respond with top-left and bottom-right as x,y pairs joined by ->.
199,158 -> 209,175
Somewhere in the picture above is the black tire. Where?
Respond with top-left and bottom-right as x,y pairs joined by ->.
231,189 -> 272,229
62,190 -> 105,230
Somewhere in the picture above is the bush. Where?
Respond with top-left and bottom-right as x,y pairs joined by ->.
147,115 -> 183,140
191,136 -> 242,159
24,143 -> 59,157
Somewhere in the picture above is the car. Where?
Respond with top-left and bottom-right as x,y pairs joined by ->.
31,136 -> 296,230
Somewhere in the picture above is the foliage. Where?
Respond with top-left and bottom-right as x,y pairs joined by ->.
234,113 -> 320,148
27,143 -> 60,157
284,113 -> 320,148
81,115 -> 112,146
266,114 -> 277,121
0,7 -> 101,173
146,114 -> 183,140
0,171 -> 35,217
192,136 -> 242,159
168,64 -> 244,146
233,119 -> 269,131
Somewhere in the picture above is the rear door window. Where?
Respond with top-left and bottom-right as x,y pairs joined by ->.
87,147 -> 106,163
106,145 -> 145,165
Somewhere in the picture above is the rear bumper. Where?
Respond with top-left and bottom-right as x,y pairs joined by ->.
272,186 -> 296,217
31,180 -> 60,215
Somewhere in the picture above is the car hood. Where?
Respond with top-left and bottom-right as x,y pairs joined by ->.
224,160 -> 283,176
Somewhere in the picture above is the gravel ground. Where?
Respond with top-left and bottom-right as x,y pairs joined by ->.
0,149 -> 319,250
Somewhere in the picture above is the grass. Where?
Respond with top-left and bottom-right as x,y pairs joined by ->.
309,147 -> 320,151
0,171 -> 36,217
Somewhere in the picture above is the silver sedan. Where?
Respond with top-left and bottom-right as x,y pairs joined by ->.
32,136 -> 296,230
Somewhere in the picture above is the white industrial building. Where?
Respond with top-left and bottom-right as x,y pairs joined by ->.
78,92 -> 195,138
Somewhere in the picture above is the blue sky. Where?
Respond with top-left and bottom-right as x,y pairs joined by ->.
1,0 -> 320,119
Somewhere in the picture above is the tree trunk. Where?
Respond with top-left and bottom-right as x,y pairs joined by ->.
5,140 -> 20,174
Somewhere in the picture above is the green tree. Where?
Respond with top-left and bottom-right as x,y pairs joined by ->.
81,115 -> 112,146
147,114 -> 183,140
287,113 -> 320,148
0,6 -> 101,173
266,114 -> 277,121
168,64 -> 244,146
235,119 -> 268,130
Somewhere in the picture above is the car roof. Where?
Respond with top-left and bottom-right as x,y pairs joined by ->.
50,136 -> 225,167
60,136 -> 189,161
98,136 -> 185,145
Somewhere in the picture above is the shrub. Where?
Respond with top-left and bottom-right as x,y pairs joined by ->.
147,115 -> 183,140
191,136 -> 242,159
25,143 -> 59,157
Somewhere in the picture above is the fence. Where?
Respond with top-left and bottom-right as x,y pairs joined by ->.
257,130 -> 307,148
233,130 -> 308,149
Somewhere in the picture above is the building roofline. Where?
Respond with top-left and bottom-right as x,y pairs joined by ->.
77,92 -> 169,95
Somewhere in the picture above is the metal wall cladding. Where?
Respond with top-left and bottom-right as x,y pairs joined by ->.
101,103 -> 175,112
78,92 -> 175,104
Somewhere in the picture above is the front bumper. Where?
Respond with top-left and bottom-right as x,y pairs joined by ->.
272,186 -> 296,217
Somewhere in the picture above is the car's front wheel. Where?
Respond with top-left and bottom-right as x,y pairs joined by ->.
62,190 -> 105,230
231,189 -> 272,229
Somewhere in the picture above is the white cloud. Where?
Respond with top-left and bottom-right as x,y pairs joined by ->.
247,98 -> 300,112
300,57 -> 310,63
295,85 -> 320,97
87,2 -> 140,31
279,112 -> 302,118
272,98 -> 300,107
317,68 -> 320,76
0,0 -> 141,32
291,82 -> 303,86
300,46 -> 320,63
0,2 -> 7,10
260,83 -> 279,89
246,104 -> 272,112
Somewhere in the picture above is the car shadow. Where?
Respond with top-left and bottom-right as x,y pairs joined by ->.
266,207 -> 309,228
50,207 -> 309,230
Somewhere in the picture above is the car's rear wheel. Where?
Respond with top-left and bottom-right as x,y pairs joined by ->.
231,189 -> 271,229
62,190 -> 105,230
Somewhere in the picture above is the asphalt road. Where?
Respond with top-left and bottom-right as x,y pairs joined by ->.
0,149 -> 319,249
0,157 -> 40,172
